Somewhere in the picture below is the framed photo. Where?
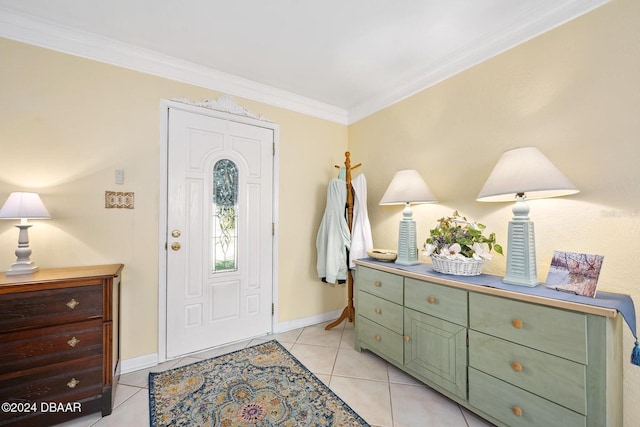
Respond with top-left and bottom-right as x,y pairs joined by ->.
545,250 -> 604,298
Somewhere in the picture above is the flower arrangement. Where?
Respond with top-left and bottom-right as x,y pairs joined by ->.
423,211 -> 503,261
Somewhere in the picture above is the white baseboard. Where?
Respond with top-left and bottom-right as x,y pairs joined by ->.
119,309 -> 343,374
120,352 -> 159,375
274,308 -> 344,333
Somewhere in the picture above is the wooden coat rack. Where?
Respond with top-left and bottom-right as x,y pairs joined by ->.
326,151 -> 361,330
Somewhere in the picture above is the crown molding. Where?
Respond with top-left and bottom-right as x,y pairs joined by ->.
0,7 -> 349,125
0,1 -> 609,126
348,0 -> 611,124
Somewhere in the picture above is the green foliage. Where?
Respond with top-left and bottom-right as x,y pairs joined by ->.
215,260 -> 236,270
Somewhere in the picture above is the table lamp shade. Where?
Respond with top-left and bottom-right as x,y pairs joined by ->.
477,147 -> 579,287
380,169 -> 437,205
380,170 -> 437,266
477,146 -> 578,202
0,192 -> 51,219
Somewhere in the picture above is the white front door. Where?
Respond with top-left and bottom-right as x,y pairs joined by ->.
166,107 -> 274,358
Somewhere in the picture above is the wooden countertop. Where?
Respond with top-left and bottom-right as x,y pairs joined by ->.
0,264 -> 124,292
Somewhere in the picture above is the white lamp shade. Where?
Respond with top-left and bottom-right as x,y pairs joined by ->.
476,146 -> 579,202
380,170 -> 437,205
0,192 -> 51,219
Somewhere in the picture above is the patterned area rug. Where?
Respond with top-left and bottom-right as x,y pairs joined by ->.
149,340 -> 370,426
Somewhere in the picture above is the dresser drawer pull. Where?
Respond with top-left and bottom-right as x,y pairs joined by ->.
66,298 -> 80,309
67,378 -> 80,389
427,296 -> 436,304
374,335 -> 381,341
374,307 -> 381,315
511,319 -> 524,329
512,406 -> 523,417
374,280 -> 382,287
511,362 -> 523,372
67,336 -> 81,347
403,335 -> 410,342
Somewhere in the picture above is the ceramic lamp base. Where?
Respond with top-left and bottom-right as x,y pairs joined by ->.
395,203 -> 419,266
503,197 -> 540,287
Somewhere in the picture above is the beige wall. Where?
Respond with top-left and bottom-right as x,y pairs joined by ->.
0,37 -> 349,361
349,0 -> 640,422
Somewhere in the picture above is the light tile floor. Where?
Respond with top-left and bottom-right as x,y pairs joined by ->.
56,320 -> 495,427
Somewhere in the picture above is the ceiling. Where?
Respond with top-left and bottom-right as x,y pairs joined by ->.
0,0 -> 608,124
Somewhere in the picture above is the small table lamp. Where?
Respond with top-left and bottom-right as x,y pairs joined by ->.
0,192 -> 51,275
477,147 -> 579,286
380,170 -> 437,265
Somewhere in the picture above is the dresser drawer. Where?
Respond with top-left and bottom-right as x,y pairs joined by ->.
0,319 -> 103,378
0,285 -> 103,333
357,291 -> 403,333
356,266 -> 403,304
405,278 -> 467,326
0,356 -> 103,415
469,293 -> 587,364
469,330 -> 586,414
469,368 -> 585,427
357,315 -> 403,364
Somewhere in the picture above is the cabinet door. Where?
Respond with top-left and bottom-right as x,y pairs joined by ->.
404,308 -> 467,399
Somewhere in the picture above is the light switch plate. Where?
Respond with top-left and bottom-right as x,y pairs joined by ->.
105,191 -> 134,209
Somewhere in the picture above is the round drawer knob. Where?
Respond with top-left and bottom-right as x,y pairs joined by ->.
511,362 -> 523,372
512,319 -> 524,329
374,307 -> 381,315
374,335 -> 381,341
403,335 -> 410,342
512,406 -> 523,417
374,280 -> 382,287
427,296 -> 436,304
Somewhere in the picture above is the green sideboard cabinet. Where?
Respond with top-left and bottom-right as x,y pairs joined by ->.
354,260 -> 623,427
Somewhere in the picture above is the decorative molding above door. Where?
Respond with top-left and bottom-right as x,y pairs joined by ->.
172,96 -> 272,122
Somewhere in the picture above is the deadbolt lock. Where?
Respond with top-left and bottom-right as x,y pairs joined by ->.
171,242 -> 181,251
171,230 -> 181,238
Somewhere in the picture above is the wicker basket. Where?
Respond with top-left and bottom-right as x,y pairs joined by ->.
430,254 -> 483,276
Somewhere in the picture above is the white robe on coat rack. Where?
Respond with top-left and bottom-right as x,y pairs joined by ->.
349,174 -> 373,269
316,178 -> 351,284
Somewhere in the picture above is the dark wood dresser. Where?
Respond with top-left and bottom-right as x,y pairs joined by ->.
0,264 -> 124,426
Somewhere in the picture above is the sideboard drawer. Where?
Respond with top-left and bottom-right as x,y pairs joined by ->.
405,278 -> 468,326
0,285 -> 103,333
0,356 -> 103,409
469,368 -> 585,427
357,266 -> 403,304
357,315 -> 403,365
469,293 -> 587,364
0,319 -> 103,378
357,291 -> 403,334
469,330 -> 586,414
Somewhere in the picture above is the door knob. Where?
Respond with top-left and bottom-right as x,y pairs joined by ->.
171,242 -> 181,251
171,230 -> 181,238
